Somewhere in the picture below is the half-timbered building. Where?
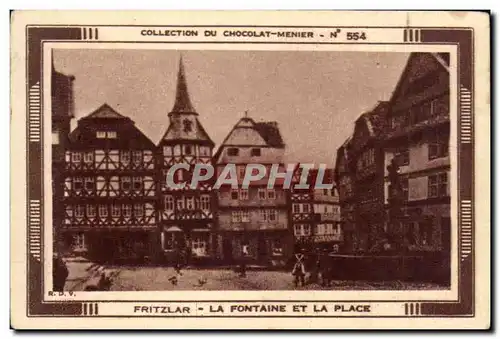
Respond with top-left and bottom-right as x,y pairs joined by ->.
51,60 -> 75,252
334,138 -> 356,252
290,168 -> 342,252
214,115 -> 291,266
384,52 -> 451,254
62,104 -> 157,263
157,58 -> 216,264
349,101 -> 389,252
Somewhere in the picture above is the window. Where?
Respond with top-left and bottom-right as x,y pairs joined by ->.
317,224 -> 325,235
163,146 -> 172,156
122,204 -> 132,217
268,210 -> 278,221
327,224 -> 335,234
258,188 -> 266,200
74,177 -> 83,191
429,134 -> 449,160
428,173 -> 448,198
121,177 -> 131,190
52,131 -> 60,145
120,151 -> 130,164
302,203 -> 310,213
184,145 -> 192,155
83,152 -> 94,164
177,197 -> 185,210
173,145 -> 181,156
191,236 -> 207,257
164,196 -> 174,211
97,131 -> 117,139
72,152 -> 82,163
294,224 -> 311,237
241,210 -> 250,223
132,151 -> 142,164
199,146 -> 210,157
323,189 -> 329,196
84,177 -> 95,191
261,209 -> 278,222
323,205 -> 328,213
200,195 -> 210,210
111,204 -> 121,217
75,205 -> 85,217
134,204 -> 144,217
251,148 -> 261,156
86,205 -> 96,217
74,233 -> 86,251
293,204 -> 300,214
267,189 -> 276,200
239,189 -> 249,200
271,238 -> 283,256
231,190 -> 238,200
132,177 -> 143,190
227,148 -> 239,156
186,197 -> 195,210
394,147 -> 409,166
98,205 -> 108,217
231,211 -> 241,223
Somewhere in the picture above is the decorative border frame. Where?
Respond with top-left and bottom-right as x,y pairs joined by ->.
25,25 -> 474,318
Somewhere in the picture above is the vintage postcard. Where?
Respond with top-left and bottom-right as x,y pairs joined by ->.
10,11 -> 490,330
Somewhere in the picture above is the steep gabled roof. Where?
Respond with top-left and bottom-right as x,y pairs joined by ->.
82,103 -> 129,120
159,117 -> 214,146
389,52 -> 450,105
358,101 -> 389,138
254,121 -> 285,148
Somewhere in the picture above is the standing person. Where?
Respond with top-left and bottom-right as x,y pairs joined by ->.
292,249 -> 306,288
239,243 -> 249,278
52,253 -> 69,292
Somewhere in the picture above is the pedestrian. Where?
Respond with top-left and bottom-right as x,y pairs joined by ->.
292,249 -> 306,288
239,243 -> 249,278
52,253 -> 68,292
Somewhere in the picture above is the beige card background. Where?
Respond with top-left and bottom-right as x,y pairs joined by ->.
10,11 -> 490,329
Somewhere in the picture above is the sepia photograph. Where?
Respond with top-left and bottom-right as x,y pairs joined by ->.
51,49 -> 451,292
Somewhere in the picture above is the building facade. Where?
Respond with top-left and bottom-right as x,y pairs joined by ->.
384,52 -> 451,253
51,62 -> 75,253
214,116 -> 291,265
62,104 -> 158,262
157,59 -> 216,264
348,102 -> 389,252
334,138 -> 356,252
290,168 -> 342,252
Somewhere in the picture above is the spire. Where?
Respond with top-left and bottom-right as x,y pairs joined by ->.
171,56 -> 196,114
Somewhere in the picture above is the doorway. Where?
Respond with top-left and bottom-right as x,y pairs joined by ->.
222,238 -> 233,264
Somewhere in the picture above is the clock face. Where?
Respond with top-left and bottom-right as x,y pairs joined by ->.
182,118 -> 193,133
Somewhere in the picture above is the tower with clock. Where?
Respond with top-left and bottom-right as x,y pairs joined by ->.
157,57 -> 216,264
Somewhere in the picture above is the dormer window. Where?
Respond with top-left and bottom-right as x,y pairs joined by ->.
227,148 -> 239,156
185,145 -> 193,155
96,131 -> 117,139
251,148 -> 261,156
